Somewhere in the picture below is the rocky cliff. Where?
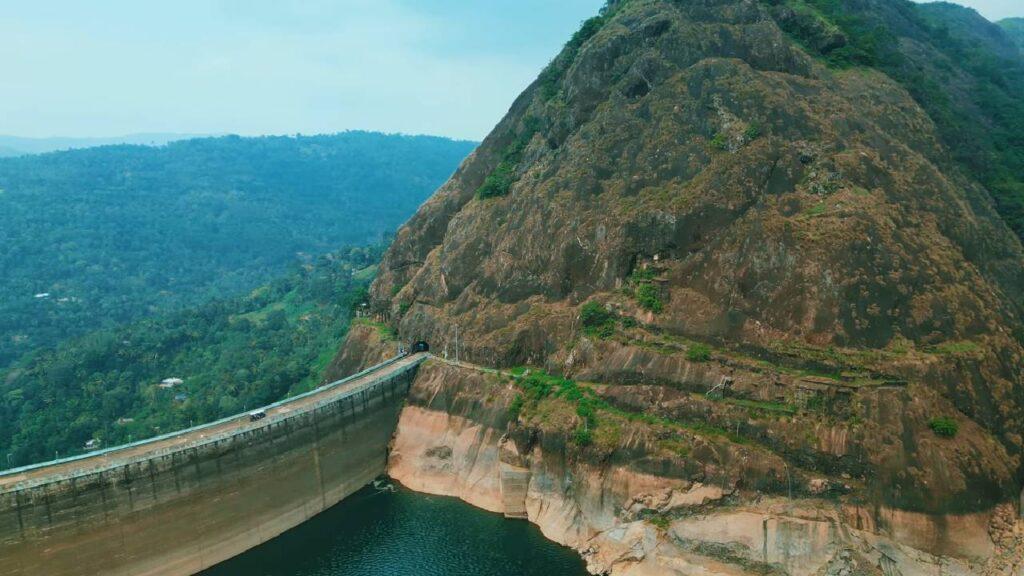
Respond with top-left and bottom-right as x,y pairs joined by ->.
334,0 -> 1024,571
386,359 -> 1023,575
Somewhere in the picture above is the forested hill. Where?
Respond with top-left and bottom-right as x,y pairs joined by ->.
0,132 -> 475,367
0,245 -> 384,465
1001,18 -> 1024,51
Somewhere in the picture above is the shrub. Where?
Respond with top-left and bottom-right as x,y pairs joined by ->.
476,118 -> 542,199
629,267 -> 656,282
573,426 -> 593,446
521,374 -> 555,401
648,514 -> 671,530
928,417 -> 958,438
686,343 -> 711,362
508,394 -> 524,421
580,301 -> 614,327
635,283 -> 663,313
477,160 -> 516,199
744,123 -> 762,141
710,132 -> 729,151
580,301 -> 617,338
576,401 -> 597,428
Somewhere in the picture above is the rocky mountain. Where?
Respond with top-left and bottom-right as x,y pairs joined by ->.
338,0 -> 1024,572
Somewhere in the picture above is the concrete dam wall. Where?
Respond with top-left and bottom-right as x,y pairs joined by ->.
0,354 -> 423,576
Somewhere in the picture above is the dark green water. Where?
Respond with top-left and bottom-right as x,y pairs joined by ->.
201,482 -> 589,576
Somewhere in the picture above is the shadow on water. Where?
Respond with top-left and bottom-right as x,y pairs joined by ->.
200,480 -> 589,576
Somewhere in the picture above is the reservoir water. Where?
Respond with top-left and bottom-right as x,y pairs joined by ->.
200,482 -> 589,576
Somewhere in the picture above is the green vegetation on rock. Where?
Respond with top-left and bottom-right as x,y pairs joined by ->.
537,2 -> 627,101
477,120 -> 542,199
365,0 -> 1024,515
509,369 -> 746,448
686,343 -> 712,362
766,0 -> 1024,239
580,301 -> 617,338
628,268 -> 663,313
928,416 -> 959,438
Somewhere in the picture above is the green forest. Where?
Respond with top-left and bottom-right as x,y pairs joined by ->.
0,245 -> 383,466
0,132 -> 474,367
1000,18 -> 1024,51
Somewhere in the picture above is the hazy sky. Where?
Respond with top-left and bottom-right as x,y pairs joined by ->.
0,0 -> 1018,141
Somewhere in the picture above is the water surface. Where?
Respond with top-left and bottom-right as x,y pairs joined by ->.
201,482 -> 589,576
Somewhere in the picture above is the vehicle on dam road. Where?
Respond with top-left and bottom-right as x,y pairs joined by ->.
248,410 -> 267,422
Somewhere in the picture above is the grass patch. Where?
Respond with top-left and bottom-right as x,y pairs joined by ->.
803,202 -> 827,217
686,343 -> 711,362
928,416 -> 958,438
723,397 -> 798,415
352,318 -> 397,341
509,368 -> 749,446
710,132 -> 729,151
352,264 -> 378,282
928,341 -> 981,356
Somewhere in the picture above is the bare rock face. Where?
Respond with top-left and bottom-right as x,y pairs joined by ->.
345,0 -> 1024,559
388,362 -> 1024,576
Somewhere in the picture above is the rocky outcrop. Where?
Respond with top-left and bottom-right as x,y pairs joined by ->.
387,361 -> 1024,576
362,0 -> 1024,521
334,0 -> 1024,567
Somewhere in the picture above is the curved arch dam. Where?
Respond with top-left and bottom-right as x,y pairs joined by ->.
0,354 -> 426,576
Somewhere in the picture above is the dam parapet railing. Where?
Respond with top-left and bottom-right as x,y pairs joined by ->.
0,353 -> 427,493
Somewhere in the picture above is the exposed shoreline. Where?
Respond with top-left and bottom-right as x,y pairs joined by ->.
387,359 -> 1024,576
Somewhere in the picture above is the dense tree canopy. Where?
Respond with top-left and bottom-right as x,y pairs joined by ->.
0,132 -> 474,366
0,246 -> 382,466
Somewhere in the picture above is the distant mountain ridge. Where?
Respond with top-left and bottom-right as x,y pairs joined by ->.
0,133 -> 208,157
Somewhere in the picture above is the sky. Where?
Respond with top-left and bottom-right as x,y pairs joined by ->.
0,0 -> 1018,142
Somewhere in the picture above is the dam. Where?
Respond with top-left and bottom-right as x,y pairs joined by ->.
0,353 -> 425,576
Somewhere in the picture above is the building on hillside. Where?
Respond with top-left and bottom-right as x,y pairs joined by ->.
159,378 -> 184,389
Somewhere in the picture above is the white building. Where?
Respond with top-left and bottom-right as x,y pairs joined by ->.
159,377 -> 184,389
